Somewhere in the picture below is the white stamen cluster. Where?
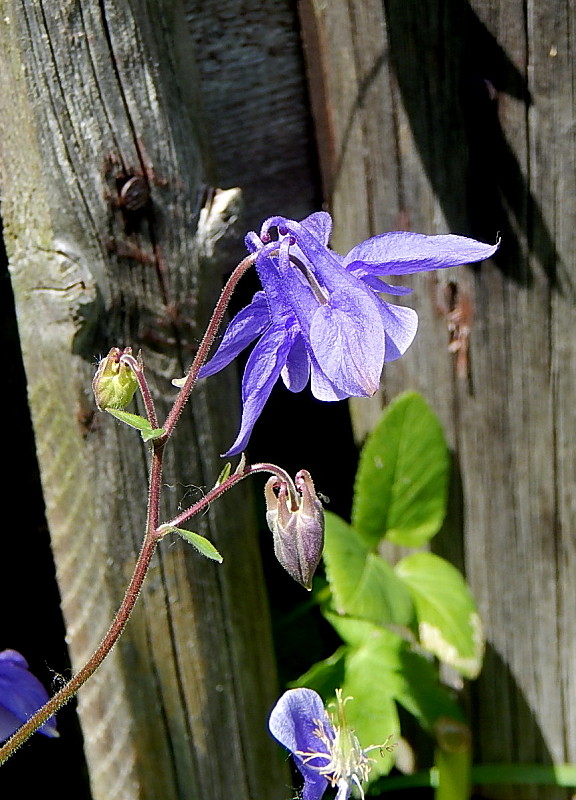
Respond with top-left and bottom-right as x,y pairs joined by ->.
296,690 -> 380,799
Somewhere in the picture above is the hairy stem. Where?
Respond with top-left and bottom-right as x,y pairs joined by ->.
162,251 -> 256,439
162,461 -> 293,530
0,253 -> 262,762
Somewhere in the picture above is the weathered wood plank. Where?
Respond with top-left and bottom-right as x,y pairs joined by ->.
0,2 -> 294,798
299,0 -> 576,797
184,0 -> 318,229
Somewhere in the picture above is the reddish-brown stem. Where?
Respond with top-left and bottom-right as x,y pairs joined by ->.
163,462 -> 295,529
161,252 -> 256,439
0,448 -> 290,763
120,352 -> 159,430
0,522 -> 160,764
0,253 -> 265,763
0,444 -> 166,765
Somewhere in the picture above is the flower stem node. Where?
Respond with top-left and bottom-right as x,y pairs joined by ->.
264,469 -> 325,590
92,347 -> 139,411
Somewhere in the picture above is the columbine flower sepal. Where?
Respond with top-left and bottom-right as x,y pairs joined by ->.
269,687 -> 384,800
0,650 -> 58,742
198,212 -> 499,456
264,469 -> 324,590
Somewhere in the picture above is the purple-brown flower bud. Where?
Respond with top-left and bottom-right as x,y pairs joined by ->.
264,469 -> 325,590
92,347 -> 138,411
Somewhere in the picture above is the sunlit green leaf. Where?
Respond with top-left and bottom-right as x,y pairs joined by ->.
352,392 -> 450,548
323,612 -> 464,731
323,512 -> 413,627
339,633 -> 403,779
290,647 -> 347,697
396,552 -> 484,678
322,608 -> 401,647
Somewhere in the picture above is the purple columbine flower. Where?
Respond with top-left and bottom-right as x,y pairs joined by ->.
200,212 -> 499,456
269,687 -> 384,800
0,649 -> 58,742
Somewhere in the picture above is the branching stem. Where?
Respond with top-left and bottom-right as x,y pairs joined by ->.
0,247 -> 275,763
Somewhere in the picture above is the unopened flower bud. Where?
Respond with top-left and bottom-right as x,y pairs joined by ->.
264,469 -> 325,590
92,347 -> 138,411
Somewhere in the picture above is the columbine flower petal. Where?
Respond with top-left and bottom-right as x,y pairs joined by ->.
343,231 -> 500,275
309,358 -> 351,402
281,333 -> 311,393
270,219 -> 385,395
199,292 -> 270,379
309,290 -> 384,395
197,212 -> 499,454
269,688 -> 384,800
377,301 -> 419,362
0,650 -> 58,741
291,210 -> 332,247
269,688 -> 334,800
223,323 -> 296,456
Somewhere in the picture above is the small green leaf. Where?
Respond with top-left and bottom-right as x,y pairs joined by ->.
352,392 -> 450,548
163,526 -> 223,563
396,552 -> 484,678
322,612 -> 464,733
322,608 -> 396,647
106,408 -> 152,430
323,512 -> 413,627
140,427 -> 166,442
105,409 -> 164,441
215,462 -> 232,486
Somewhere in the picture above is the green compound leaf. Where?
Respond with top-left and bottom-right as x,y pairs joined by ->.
290,646 -> 348,698
322,609 -> 395,647
162,526 -> 223,563
293,615 -> 466,783
323,613 -> 465,732
339,637 -> 401,780
323,512 -> 413,628
396,552 -> 484,678
352,392 -> 450,548
106,408 -> 165,441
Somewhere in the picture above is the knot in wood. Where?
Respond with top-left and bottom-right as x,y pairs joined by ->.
119,175 -> 150,211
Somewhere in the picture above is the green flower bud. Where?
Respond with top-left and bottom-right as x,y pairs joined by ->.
264,469 -> 325,590
92,347 -> 139,411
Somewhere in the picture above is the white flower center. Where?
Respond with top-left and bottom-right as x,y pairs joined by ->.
296,690 -> 385,799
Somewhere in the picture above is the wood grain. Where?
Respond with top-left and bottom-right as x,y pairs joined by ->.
0,1 -> 305,798
299,0 -> 576,797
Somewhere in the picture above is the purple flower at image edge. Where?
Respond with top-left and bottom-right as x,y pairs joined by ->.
0,649 -> 58,742
198,212 -> 499,456
268,687 -> 382,800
